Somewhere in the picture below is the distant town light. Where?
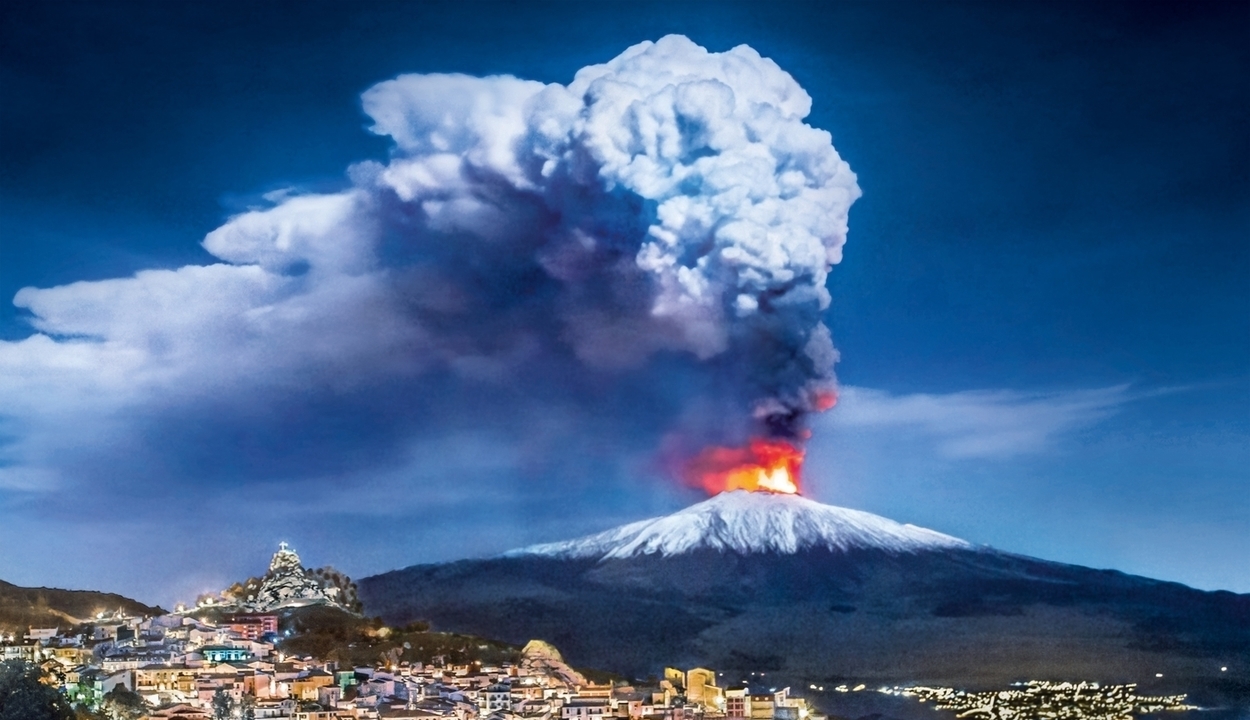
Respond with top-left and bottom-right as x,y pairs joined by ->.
1155,673 -> 1164,678
887,681 -> 1196,715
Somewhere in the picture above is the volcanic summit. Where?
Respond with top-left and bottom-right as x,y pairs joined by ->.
359,490 -> 1248,695
508,490 -> 970,559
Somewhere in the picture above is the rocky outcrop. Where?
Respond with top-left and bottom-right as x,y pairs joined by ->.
249,544 -> 330,610
520,639 -> 586,688
216,544 -> 360,613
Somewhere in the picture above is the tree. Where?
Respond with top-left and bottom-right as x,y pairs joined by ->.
74,706 -> 106,720
0,659 -> 75,720
100,686 -> 147,720
239,695 -> 256,720
69,677 -> 103,717
211,688 -> 233,720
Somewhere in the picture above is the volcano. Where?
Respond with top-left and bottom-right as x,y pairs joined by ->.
507,491 -> 970,559
359,492 -> 1248,708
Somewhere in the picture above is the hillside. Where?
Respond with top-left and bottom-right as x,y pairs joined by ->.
0,579 -> 162,631
273,604 -> 521,668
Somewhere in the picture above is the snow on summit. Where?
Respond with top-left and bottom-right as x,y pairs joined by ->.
510,490 -> 971,560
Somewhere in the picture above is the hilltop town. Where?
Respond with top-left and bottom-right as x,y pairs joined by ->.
1,545 -> 824,720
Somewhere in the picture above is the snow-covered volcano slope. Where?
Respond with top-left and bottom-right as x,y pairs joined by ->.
509,490 -> 970,559
359,490 -> 1248,697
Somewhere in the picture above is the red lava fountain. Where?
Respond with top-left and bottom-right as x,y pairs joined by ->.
683,438 -> 804,495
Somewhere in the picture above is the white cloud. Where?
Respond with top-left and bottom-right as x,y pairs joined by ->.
824,384 -> 1134,459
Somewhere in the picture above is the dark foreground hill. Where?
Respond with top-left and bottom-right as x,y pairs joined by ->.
0,579 -> 162,631
359,492 -> 1250,715
272,604 -> 521,669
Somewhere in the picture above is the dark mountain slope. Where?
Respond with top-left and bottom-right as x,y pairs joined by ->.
0,579 -> 162,631
359,492 -> 1249,710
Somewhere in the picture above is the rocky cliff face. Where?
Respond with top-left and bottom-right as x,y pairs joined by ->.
218,543 -> 359,613
520,639 -> 587,688
249,544 -> 332,610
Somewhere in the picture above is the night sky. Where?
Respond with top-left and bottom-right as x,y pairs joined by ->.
1,0 -> 1246,606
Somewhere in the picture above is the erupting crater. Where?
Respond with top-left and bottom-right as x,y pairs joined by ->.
683,438 -> 804,495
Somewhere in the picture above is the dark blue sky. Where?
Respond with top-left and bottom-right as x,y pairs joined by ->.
1,0 -> 1246,604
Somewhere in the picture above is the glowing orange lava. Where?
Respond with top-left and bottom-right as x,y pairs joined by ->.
683,439 -> 804,495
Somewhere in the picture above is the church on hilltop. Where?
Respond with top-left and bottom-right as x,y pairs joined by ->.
203,542 -> 361,614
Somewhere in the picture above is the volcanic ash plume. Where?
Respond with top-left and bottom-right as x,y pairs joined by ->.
217,35 -> 860,490
6,35 -> 859,500
357,35 -> 860,472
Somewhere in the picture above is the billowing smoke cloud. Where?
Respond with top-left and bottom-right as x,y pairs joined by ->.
0,35 -> 858,502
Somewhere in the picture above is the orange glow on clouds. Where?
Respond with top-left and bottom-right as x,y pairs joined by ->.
814,390 -> 838,412
684,439 -> 804,495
